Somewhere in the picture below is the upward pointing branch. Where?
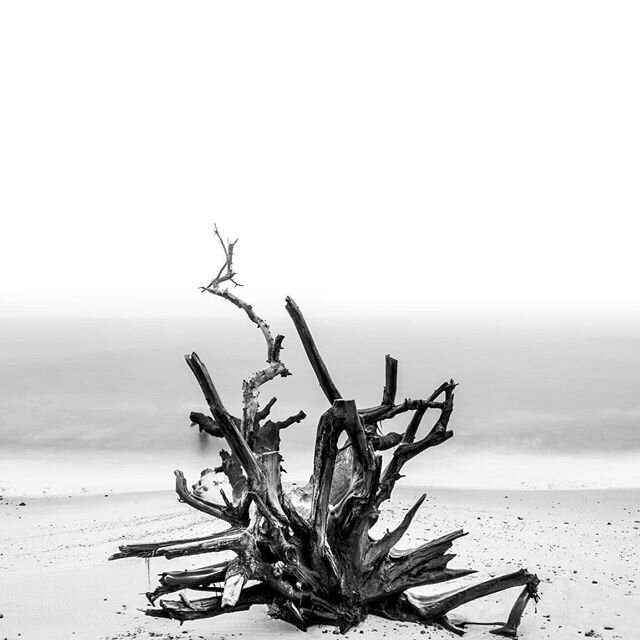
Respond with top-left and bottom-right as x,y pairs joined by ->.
201,225 -> 284,365
375,380 -> 457,507
198,225 -> 289,439
381,355 -> 398,406
285,296 -> 342,403
185,352 -> 265,492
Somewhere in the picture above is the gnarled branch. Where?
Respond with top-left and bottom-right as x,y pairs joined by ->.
202,225 -> 281,364
185,352 -> 266,492
365,493 -> 426,567
174,469 -> 244,526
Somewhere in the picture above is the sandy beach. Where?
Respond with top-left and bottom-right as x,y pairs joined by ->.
4,0 -> 640,638
1,487 -> 638,640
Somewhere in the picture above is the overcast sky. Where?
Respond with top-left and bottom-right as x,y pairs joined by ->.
1,2 -> 639,319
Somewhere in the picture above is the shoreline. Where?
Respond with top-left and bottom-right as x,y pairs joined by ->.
3,447 -> 640,497
3,484 -> 640,502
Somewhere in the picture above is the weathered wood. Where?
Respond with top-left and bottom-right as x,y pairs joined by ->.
189,411 -> 223,436
255,396 -> 277,421
112,226 -> 541,636
185,352 -> 266,492
365,493 -> 426,567
285,296 -> 342,403
309,409 -> 340,551
381,355 -> 398,406
202,225 -> 280,364
369,430 -> 403,450
147,583 -> 273,621
490,582 -> 540,637
148,561 -> 230,603
111,527 -> 248,560
404,569 -> 539,621
215,450 -> 248,504
190,410 -> 242,436
240,360 -> 289,440
375,381 -> 456,508
358,397 -> 444,426
221,557 -> 248,607
174,469 -> 244,525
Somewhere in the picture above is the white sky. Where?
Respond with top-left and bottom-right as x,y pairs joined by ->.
1,2 -> 639,318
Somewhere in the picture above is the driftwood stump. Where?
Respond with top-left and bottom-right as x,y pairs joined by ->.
111,226 -> 540,636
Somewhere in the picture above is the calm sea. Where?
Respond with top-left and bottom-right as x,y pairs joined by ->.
1,315 -> 639,495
